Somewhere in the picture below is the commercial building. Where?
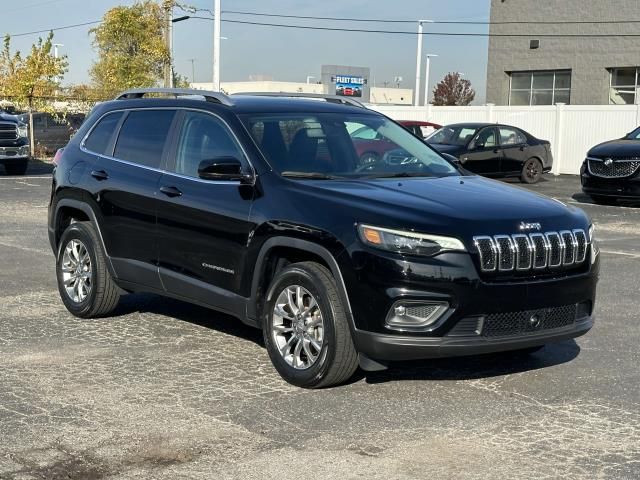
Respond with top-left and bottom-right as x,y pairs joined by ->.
486,0 -> 640,105
191,64 -> 413,105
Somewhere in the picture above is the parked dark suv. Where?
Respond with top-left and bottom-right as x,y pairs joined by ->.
48,89 -> 599,388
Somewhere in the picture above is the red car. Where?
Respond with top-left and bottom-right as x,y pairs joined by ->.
350,120 -> 442,165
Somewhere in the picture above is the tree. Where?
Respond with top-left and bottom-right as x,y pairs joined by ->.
432,72 -> 475,106
89,0 -> 170,96
0,32 -> 68,151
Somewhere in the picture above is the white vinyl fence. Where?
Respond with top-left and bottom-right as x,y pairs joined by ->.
370,104 -> 640,175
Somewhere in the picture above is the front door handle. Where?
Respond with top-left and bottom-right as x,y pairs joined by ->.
160,185 -> 183,198
90,170 -> 109,181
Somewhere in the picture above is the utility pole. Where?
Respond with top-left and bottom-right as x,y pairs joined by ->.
212,0 -> 221,91
163,0 -> 173,88
188,59 -> 196,84
424,54 -> 438,106
414,20 -> 432,106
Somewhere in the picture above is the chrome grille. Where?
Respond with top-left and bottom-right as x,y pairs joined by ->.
588,157 -> 640,178
0,122 -> 18,141
474,229 -> 588,273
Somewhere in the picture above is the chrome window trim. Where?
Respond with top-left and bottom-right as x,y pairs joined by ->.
494,235 -> 515,272
80,106 -> 256,185
512,234 -> 533,271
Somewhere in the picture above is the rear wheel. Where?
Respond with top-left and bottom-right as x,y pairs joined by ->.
263,261 -> 358,388
4,158 -> 28,175
520,158 -> 543,184
56,221 -> 121,318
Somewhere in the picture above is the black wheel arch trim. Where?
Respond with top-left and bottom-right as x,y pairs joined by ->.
51,198 -> 117,278
248,237 -> 356,332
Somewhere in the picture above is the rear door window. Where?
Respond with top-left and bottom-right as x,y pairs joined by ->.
83,112 -> 123,156
499,127 -> 527,146
114,110 -> 176,168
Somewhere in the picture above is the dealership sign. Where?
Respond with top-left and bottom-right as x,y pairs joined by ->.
334,75 -> 365,98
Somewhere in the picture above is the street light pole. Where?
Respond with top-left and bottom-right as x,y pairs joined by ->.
414,20 -> 432,106
213,0 -> 221,91
424,54 -> 438,106
163,0 -> 173,88
188,59 -> 196,84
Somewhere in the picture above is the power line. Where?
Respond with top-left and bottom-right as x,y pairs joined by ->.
219,18 -> 640,37
10,20 -> 100,38
221,9 -> 640,25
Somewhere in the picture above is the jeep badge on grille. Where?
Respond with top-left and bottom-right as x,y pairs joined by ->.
518,221 -> 542,232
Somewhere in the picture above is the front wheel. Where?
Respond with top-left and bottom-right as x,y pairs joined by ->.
521,158 -> 543,184
262,261 -> 358,388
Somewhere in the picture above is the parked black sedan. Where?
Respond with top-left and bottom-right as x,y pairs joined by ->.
426,123 -> 553,183
581,126 -> 640,204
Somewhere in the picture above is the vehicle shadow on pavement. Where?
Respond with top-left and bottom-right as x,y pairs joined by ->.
0,157 -> 54,176
111,293 -> 265,346
571,192 -> 640,208
362,341 -> 580,384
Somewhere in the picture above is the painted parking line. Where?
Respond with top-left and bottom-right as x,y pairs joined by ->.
0,175 -> 52,181
600,249 -> 640,258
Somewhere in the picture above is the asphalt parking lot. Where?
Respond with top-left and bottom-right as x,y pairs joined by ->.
0,165 -> 639,480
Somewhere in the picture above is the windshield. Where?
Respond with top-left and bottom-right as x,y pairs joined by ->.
242,113 -> 459,179
426,126 -> 480,146
626,127 -> 640,140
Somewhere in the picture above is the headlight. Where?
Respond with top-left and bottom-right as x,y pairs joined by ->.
358,224 -> 466,257
18,124 -> 28,138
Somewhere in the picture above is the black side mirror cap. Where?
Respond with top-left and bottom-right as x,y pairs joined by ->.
198,157 -> 253,183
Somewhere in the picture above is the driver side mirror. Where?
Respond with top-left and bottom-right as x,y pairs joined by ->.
198,157 -> 253,183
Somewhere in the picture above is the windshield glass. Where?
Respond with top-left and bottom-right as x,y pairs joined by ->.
427,126 -> 479,146
242,113 -> 459,178
626,127 -> 640,140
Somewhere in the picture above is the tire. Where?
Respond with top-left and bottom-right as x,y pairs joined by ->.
590,195 -> 618,205
4,159 -> 28,175
520,158 -> 543,184
56,221 -> 121,318
262,261 -> 358,388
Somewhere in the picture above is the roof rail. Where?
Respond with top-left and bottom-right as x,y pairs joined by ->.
115,88 -> 233,107
233,92 -> 367,109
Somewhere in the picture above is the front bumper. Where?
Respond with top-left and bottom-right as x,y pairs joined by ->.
355,315 -> 592,361
581,162 -> 640,198
344,247 -> 599,361
0,145 -> 30,161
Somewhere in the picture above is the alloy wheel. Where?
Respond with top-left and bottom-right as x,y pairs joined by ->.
271,285 -> 324,370
60,239 -> 92,303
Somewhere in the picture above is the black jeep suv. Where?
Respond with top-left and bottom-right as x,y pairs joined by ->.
48,89 -> 599,388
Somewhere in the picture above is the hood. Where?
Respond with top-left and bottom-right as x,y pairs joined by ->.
0,113 -> 19,124
588,139 -> 640,158
428,143 -> 464,155
292,175 -> 589,246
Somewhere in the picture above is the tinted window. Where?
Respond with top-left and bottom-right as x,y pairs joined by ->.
84,112 -> 123,155
474,128 -> 497,148
174,111 -> 244,177
114,110 -> 175,168
428,126 -> 478,146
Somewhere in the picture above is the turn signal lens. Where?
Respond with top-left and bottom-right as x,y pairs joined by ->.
362,227 -> 382,245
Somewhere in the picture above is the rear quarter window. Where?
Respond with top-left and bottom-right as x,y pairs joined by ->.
83,112 -> 123,156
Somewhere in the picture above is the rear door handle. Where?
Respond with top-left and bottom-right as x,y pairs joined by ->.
90,170 -> 109,181
160,185 -> 183,198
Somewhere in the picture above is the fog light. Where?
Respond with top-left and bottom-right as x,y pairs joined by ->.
385,301 -> 449,331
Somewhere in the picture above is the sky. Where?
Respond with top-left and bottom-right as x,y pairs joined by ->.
2,0 -> 491,102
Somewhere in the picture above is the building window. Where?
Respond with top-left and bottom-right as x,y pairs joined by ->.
609,68 -> 639,104
509,70 -> 571,106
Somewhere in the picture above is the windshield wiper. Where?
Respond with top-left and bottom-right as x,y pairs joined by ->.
281,171 -> 339,180
368,172 -> 434,179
